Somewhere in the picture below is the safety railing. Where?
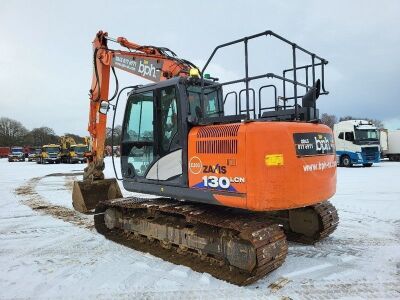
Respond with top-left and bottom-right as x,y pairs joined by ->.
200,30 -> 329,122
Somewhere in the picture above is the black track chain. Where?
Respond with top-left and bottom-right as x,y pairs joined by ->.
94,197 -> 288,286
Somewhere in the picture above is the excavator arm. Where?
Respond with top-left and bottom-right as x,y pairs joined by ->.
85,30 -> 196,181
73,30 -> 197,213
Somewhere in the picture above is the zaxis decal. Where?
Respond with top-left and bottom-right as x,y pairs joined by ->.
203,164 -> 227,174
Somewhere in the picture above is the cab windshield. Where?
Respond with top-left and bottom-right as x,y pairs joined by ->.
187,85 -> 223,118
73,146 -> 88,153
355,129 -> 378,141
45,147 -> 60,153
12,148 -> 23,153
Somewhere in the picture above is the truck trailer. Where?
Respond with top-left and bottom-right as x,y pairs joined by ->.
333,120 -> 380,167
380,129 -> 400,161
0,147 -> 10,158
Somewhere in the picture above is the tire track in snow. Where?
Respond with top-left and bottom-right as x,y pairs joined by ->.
286,279 -> 400,299
288,244 -> 363,259
14,173 -> 93,230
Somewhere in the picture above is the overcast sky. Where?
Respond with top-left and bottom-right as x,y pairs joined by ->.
1,0 -> 399,135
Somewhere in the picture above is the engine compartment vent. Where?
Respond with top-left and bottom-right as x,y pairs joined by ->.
197,124 -> 240,138
196,140 -> 238,154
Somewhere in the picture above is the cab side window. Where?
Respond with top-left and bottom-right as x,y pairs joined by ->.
160,87 -> 179,153
345,132 -> 354,141
338,132 -> 344,139
123,91 -> 155,177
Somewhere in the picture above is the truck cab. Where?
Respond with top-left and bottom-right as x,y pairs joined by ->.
37,144 -> 61,164
28,148 -> 41,162
334,120 -> 380,167
8,147 -> 25,162
69,144 -> 88,163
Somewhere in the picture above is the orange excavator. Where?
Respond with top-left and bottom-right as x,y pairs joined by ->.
72,30 -> 339,285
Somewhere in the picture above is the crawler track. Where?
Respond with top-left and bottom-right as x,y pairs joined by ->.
94,197 -> 288,286
94,199 -> 338,285
266,201 -> 339,244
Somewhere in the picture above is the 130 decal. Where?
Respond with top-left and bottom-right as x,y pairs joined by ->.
198,176 -> 246,191
202,176 -> 230,189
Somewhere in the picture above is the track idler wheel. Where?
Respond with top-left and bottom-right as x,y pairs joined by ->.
287,201 -> 339,244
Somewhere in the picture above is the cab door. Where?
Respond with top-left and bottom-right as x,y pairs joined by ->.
121,90 -> 156,178
121,85 -> 183,183
147,85 -> 183,181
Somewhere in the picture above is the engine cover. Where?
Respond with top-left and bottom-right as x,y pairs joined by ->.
188,122 -> 336,211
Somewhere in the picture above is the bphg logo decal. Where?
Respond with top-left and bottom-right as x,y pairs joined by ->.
314,135 -> 332,153
293,133 -> 335,156
112,55 -> 163,81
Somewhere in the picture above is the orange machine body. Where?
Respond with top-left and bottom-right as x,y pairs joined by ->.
188,122 -> 336,211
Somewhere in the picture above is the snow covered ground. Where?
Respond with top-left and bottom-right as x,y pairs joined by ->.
0,158 -> 399,299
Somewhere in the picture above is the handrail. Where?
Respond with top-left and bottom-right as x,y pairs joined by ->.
200,30 -> 328,121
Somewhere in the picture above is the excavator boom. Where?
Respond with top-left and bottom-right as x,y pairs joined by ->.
73,31 -> 197,212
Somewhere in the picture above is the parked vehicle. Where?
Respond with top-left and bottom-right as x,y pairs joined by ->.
60,136 -> 88,163
380,129 -> 400,161
334,120 -> 380,167
27,148 -> 41,162
68,144 -> 88,163
23,146 -> 35,158
0,147 -> 10,158
37,144 -> 61,164
8,147 -> 25,162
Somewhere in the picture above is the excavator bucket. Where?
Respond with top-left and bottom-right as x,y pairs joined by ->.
72,179 -> 123,213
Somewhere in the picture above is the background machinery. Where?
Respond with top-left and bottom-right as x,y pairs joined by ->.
27,147 -> 41,162
8,146 -> 25,162
37,144 -> 61,164
72,30 -> 339,285
60,136 -> 89,163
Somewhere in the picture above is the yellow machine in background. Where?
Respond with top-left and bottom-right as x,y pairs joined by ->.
60,136 -> 89,163
37,144 -> 61,164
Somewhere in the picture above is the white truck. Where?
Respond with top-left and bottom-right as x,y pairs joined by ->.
379,129 -> 400,161
333,120 -> 380,167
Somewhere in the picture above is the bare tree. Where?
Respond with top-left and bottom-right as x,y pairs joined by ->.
320,113 -> 337,129
29,127 -> 59,146
365,118 -> 384,129
106,125 -> 122,146
339,116 -> 354,122
0,117 -> 28,146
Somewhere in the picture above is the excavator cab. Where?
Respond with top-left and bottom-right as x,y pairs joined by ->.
119,78 -> 224,186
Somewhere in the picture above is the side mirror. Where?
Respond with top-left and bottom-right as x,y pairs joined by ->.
99,101 -> 110,115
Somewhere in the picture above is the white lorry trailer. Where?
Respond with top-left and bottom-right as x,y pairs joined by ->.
380,129 -> 400,161
333,120 -> 380,167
